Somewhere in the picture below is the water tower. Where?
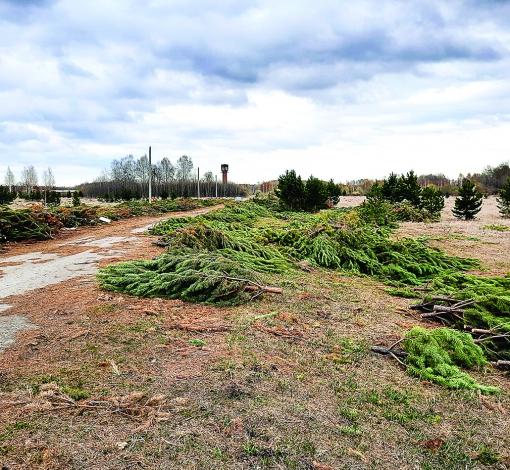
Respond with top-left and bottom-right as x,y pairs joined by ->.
221,164 -> 229,183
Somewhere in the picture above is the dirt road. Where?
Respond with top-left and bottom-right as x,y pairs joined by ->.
0,206 -> 216,352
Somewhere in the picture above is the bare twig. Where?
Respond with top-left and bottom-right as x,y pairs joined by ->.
388,351 -> 408,368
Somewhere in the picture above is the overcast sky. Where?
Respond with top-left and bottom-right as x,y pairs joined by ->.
1,0 -> 509,186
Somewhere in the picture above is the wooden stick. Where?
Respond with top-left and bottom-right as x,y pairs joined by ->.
470,328 -> 493,335
151,241 -> 169,247
422,311 -> 450,318
491,360 -> 510,370
388,351 -> 408,368
370,345 -> 408,358
474,334 -> 510,344
431,295 -> 456,304
431,305 -> 465,314
245,285 -> 283,294
388,337 -> 404,350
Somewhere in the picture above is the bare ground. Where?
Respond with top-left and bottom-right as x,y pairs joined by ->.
0,199 -> 509,470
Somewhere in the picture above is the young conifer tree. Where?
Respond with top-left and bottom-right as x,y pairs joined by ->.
399,170 -> 422,207
452,179 -> 482,220
275,170 -> 305,210
72,191 -> 81,207
381,172 -> 402,203
497,178 -> 510,218
420,185 -> 445,214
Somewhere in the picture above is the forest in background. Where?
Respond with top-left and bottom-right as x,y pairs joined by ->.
2,156 -> 510,203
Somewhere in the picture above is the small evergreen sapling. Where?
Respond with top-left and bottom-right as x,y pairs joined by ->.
303,175 -> 328,211
72,191 -> 81,207
326,179 -> 342,206
399,170 -> 422,207
0,185 -> 16,205
452,179 -> 482,220
497,178 -> 510,218
420,186 -> 445,215
275,170 -> 305,210
381,172 -> 402,203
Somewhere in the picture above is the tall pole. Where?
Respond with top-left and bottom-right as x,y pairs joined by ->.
215,175 -> 218,198
197,167 -> 200,199
148,146 -> 152,203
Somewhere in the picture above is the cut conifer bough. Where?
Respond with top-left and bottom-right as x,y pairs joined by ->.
97,253 -> 282,306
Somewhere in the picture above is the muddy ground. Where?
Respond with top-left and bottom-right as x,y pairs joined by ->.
0,198 -> 509,470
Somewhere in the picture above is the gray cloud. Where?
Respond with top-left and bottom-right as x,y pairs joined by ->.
1,0 -> 510,184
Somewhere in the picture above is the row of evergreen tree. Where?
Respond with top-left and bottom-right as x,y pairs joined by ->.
367,170 -> 510,220
274,170 -> 344,212
368,171 -> 446,215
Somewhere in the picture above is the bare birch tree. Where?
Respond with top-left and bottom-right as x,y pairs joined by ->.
4,166 -> 15,192
20,165 -> 38,193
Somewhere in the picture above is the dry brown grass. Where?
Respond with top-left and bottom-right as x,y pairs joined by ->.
1,198 -> 509,469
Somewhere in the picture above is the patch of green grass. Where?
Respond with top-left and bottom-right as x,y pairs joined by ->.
242,441 -> 260,455
0,421 -> 34,442
61,386 -> 91,401
482,224 -> 509,232
340,407 -> 359,422
423,234 -> 480,241
384,386 -> 409,404
188,339 -> 207,347
337,425 -> 362,436
365,390 -> 383,405
475,445 -> 500,465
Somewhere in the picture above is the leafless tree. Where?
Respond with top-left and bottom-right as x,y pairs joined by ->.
20,165 -> 38,193
42,167 -> 56,204
202,171 -> 215,183
4,166 -> 16,192
176,155 -> 193,180
42,167 -> 55,190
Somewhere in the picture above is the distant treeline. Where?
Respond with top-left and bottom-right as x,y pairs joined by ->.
296,161 -> 510,196
78,154 -> 246,199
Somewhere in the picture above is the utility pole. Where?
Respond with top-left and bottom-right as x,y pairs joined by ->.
148,146 -> 152,203
197,167 -> 200,199
215,175 -> 218,198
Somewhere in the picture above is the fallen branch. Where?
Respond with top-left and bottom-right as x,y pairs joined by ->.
464,326 -> 493,335
370,345 -> 408,358
491,360 -> 510,370
151,241 -> 169,247
474,334 -> 510,344
431,305 -> 465,314
388,351 -> 408,368
431,295 -> 456,304
245,285 -> 283,294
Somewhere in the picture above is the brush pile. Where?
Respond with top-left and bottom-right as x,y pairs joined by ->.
0,206 -> 53,242
0,199 -> 223,243
403,327 -> 498,394
410,273 -> 510,361
98,201 -> 479,306
97,252 -> 281,306
150,202 -> 477,282
99,200 -> 509,390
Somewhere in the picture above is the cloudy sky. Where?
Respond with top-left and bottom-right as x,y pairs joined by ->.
1,0 -> 509,186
